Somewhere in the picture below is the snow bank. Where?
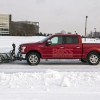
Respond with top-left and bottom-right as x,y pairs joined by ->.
0,70 -> 100,89
0,36 -> 45,46
0,36 -> 45,53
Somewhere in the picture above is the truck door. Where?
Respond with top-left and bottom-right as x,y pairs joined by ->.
63,36 -> 82,58
42,36 -> 66,58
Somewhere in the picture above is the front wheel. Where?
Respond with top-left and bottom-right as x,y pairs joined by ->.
87,52 -> 100,65
26,52 -> 40,65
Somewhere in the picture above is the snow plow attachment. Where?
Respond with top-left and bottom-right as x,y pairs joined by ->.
0,44 -> 16,63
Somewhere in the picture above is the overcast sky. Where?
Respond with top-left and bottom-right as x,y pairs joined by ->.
0,0 -> 100,35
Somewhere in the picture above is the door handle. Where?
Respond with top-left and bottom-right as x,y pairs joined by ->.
60,47 -> 64,49
76,46 -> 81,49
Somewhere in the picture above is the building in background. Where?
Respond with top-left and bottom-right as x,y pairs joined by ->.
88,31 -> 100,38
19,21 -> 39,34
0,14 -> 39,36
93,32 -> 100,38
0,14 -> 11,35
10,21 -> 39,36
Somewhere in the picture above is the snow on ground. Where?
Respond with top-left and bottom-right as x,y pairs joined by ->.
0,36 -> 100,100
0,70 -> 100,89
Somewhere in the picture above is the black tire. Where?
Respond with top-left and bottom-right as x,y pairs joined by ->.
80,58 -> 87,63
26,52 -> 40,65
87,52 -> 100,65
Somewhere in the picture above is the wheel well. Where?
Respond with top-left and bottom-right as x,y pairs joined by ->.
87,51 -> 100,58
26,50 -> 41,58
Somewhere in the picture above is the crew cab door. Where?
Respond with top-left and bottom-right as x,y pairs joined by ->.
63,36 -> 82,58
42,36 -> 65,58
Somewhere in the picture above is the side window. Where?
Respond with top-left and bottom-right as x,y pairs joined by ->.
50,36 -> 63,45
73,37 -> 78,43
64,36 -> 78,44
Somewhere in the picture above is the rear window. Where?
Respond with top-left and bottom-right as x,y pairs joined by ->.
64,36 -> 78,44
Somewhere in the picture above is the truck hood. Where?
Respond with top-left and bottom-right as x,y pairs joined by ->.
20,41 -> 42,46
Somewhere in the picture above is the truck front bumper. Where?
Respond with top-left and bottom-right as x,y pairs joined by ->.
17,52 -> 26,60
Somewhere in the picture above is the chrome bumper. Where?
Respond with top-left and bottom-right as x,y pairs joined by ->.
17,52 -> 26,60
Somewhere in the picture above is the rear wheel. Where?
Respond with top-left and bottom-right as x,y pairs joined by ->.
87,52 -> 100,65
26,52 -> 40,65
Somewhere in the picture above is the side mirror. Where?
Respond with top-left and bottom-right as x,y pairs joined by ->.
46,40 -> 52,46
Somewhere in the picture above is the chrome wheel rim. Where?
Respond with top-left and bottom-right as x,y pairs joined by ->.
29,54 -> 38,64
90,54 -> 98,64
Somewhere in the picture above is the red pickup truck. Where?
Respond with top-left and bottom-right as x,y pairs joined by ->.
18,34 -> 100,65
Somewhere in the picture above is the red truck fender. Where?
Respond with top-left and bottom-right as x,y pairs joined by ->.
85,48 -> 100,58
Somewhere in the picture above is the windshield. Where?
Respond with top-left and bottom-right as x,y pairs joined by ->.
39,36 -> 51,43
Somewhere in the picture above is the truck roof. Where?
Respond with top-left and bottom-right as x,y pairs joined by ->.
53,33 -> 81,36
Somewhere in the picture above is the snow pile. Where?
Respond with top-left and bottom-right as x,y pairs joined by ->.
0,36 -> 45,53
0,36 -> 45,47
0,70 -> 100,89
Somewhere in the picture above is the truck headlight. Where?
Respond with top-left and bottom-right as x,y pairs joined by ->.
21,46 -> 26,53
